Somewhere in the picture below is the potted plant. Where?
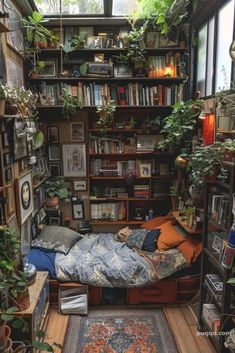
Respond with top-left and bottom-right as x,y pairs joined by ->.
45,176 -> 70,207
60,88 -> 83,119
96,96 -> 116,132
156,99 -> 203,152
47,29 -> 60,49
0,83 -> 7,116
187,142 -> 228,206
222,139 -> 235,162
17,87 -> 38,117
4,85 -> 19,115
169,185 -> 179,210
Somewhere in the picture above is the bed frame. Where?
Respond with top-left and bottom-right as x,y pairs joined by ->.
49,274 -> 200,307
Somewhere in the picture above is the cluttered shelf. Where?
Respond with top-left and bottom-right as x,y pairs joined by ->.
171,211 -> 203,235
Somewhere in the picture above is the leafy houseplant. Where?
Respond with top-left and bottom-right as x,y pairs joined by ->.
157,99 -> 203,152
45,176 -> 70,207
96,97 -> 116,132
60,88 -> 83,119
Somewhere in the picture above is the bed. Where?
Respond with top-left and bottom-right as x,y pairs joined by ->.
27,216 -> 202,305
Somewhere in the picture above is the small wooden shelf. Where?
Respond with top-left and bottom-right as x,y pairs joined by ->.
89,175 -> 174,180
40,47 -> 187,54
36,105 -> 173,110
171,211 -> 203,235
90,197 -> 167,201
89,152 -> 173,157
90,220 -> 144,225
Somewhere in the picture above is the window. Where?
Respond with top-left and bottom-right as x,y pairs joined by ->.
112,0 -> 137,16
196,24 -> 207,97
215,0 -> 235,92
206,17 -> 214,96
34,0 -> 104,15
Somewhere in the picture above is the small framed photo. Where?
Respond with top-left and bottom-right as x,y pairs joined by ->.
146,31 -> 160,48
49,164 -> 61,177
48,145 -> 60,161
37,60 -> 57,77
49,216 -> 61,226
114,64 -> 132,78
3,152 -> 12,166
140,163 -> 152,178
87,35 -> 104,49
94,53 -> 104,63
5,167 -> 12,183
212,235 -> 223,253
31,217 -> 38,240
2,132 -> 9,148
47,126 -> 59,143
62,144 -> 86,177
74,180 -> 87,191
5,183 -> 15,221
71,193 -> 78,202
72,201 -> 84,220
71,122 -> 85,142
38,207 -> 47,222
16,171 -> 34,224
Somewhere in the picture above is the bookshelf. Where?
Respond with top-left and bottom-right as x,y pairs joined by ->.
26,23 -> 188,228
198,162 -> 235,353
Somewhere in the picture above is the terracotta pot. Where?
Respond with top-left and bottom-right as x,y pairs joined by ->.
0,337 -> 12,353
48,41 -> 57,49
46,196 -> 59,208
10,288 -> 30,311
0,100 -> 5,116
37,41 -> 48,49
5,103 -> 18,116
0,324 -> 11,348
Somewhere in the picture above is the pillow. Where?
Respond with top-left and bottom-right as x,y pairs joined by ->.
141,216 -> 170,230
27,249 -> 57,278
157,221 -> 185,251
126,229 -> 148,250
31,226 -> 83,255
177,236 -> 203,264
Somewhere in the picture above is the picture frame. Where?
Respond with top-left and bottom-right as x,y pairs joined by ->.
114,64 -> 133,78
6,57 -> 24,87
5,183 -> 15,221
31,217 -> 38,240
71,122 -> 85,142
47,126 -> 59,143
2,132 -> 9,148
16,171 -> 34,224
3,152 -> 12,166
5,0 -> 23,53
14,133 -> 28,161
49,164 -> 61,177
5,167 -> 12,183
159,31 -> 179,48
49,216 -> 61,226
74,180 -> 87,191
72,201 -> 84,220
87,35 -> 104,49
37,60 -> 57,78
48,145 -> 60,161
140,163 -> 152,178
38,207 -> 47,222
62,144 -> 86,177
146,31 -> 160,48
84,62 -> 113,78
94,53 -> 104,63
212,235 -> 223,253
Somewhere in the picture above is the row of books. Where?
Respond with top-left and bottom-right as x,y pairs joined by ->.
90,202 -> 126,221
31,82 -> 183,107
202,304 -> 220,334
90,186 -> 128,199
208,194 -> 229,227
204,274 -> 223,301
133,184 -> 150,199
147,54 -> 182,78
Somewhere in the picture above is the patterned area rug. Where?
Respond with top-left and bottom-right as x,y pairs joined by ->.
63,308 -> 179,353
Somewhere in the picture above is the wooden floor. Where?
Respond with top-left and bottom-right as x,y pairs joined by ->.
43,305 -> 216,353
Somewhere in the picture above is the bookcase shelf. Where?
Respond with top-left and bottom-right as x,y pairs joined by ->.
30,77 -> 185,83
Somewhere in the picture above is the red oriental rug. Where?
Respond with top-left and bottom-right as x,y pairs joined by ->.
63,308 -> 179,353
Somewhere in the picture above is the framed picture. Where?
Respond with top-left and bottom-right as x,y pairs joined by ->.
37,60 -> 57,78
3,152 -> 11,166
16,171 -> 34,224
146,31 -> 160,48
114,64 -> 132,78
87,35 -> 104,49
212,235 -> 223,253
5,168 -> 12,183
38,207 -> 47,222
159,31 -> 179,48
62,144 -> 86,177
5,183 -> 15,221
74,180 -> 87,191
72,201 -> 84,220
84,62 -> 113,77
71,122 -> 85,142
49,216 -> 61,226
6,57 -> 24,87
5,0 -> 23,53
14,133 -> 28,160
49,164 -> 61,177
94,53 -> 104,63
2,132 -> 9,148
48,145 -> 60,161
140,163 -> 152,178
47,126 -> 59,143
31,217 -> 38,240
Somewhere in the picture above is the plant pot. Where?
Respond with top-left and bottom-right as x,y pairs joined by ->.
0,337 -> 12,353
224,149 -> 235,162
37,40 -> 48,49
48,41 -> 57,49
28,70 -> 39,79
11,287 -> 30,311
46,196 -> 59,208
5,103 -> 18,116
0,324 -> 11,348
0,100 -> 5,116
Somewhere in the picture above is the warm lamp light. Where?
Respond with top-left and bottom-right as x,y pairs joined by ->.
165,66 -> 173,77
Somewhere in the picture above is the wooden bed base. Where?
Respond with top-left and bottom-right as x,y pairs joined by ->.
49,274 -> 200,307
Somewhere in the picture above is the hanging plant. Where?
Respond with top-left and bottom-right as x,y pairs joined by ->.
96,96 -> 116,132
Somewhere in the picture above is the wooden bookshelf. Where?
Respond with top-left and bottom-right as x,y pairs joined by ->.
171,211 -> 203,235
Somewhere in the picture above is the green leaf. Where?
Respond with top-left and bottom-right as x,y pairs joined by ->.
1,314 -> 14,321
36,330 -> 45,338
12,318 -> 24,329
33,341 -> 54,352
32,11 -> 43,23
6,306 -> 18,314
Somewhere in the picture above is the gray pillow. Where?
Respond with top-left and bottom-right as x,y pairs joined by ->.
31,226 -> 83,255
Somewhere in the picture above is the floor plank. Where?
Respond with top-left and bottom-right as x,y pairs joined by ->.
41,308 -> 69,353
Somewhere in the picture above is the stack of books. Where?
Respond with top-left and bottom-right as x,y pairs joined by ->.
202,303 -> 221,333
133,184 -> 150,198
204,274 -> 223,301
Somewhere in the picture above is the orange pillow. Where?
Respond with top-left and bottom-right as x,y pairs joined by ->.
157,221 -> 185,251
177,236 -> 202,264
141,216 -> 170,230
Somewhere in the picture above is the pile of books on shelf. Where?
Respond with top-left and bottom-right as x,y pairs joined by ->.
90,202 -> 126,221
204,274 -> 223,302
209,194 -> 229,227
137,135 -> 162,153
202,304 -> 221,334
91,186 -> 128,198
133,184 -> 150,199
89,136 -> 124,154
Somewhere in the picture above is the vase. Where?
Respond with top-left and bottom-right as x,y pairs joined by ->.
11,287 -> 30,311
46,196 -> 59,208
0,324 -> 11,349
0,100 -> 5,116
5,103 -> 18,116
